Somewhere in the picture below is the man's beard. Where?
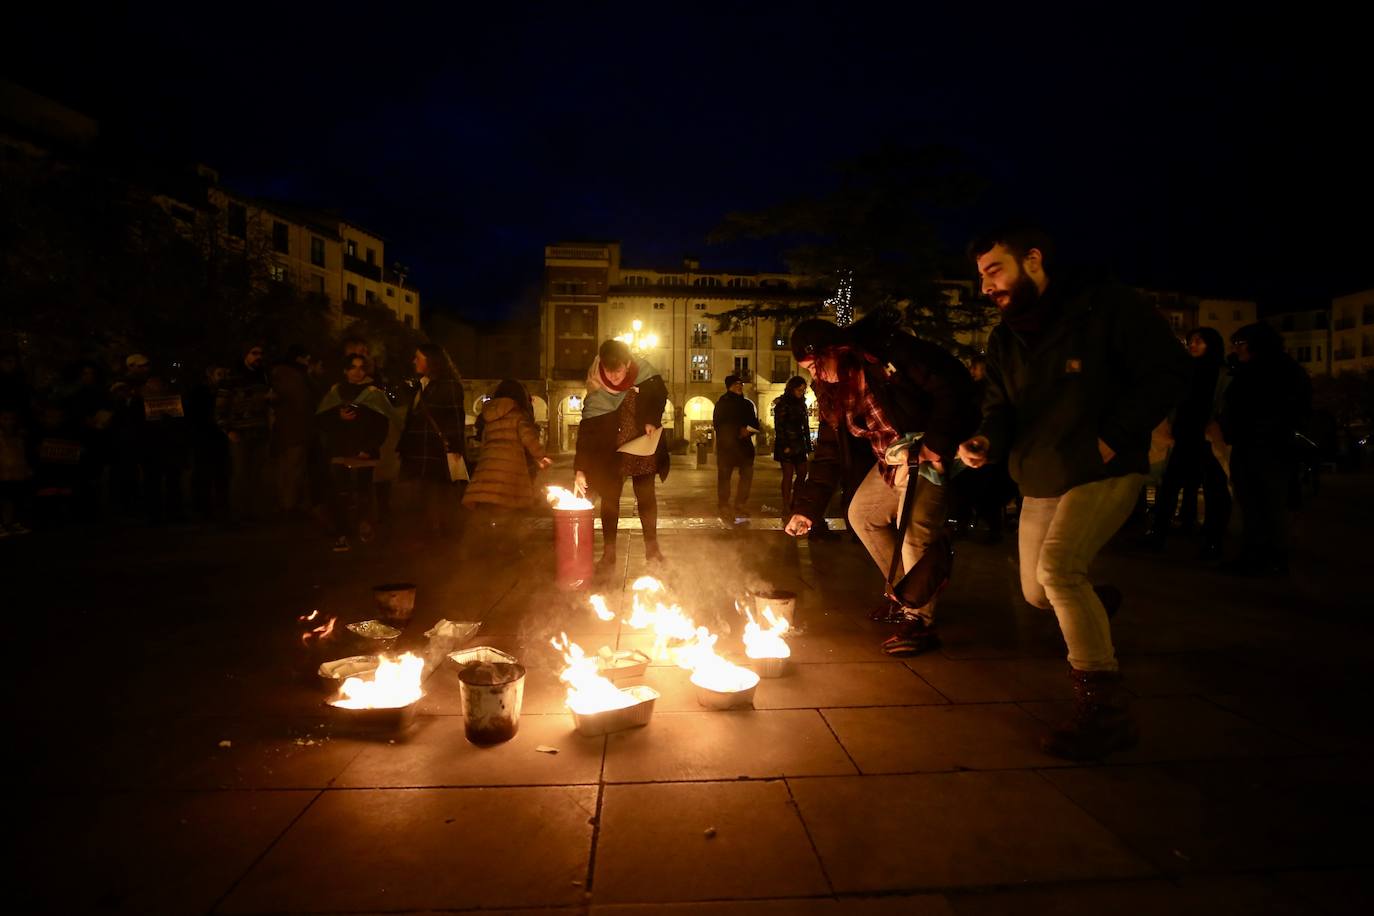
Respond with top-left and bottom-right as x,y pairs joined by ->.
995,272 -> 1041,315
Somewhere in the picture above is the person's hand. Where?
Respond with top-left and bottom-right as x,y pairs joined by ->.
573,470 -> 588,497
918,443 -> 944,474
957,435 -> 989,468
537,456 -> 553,470
784,514 -> 812,536
645,424 -> 657,436
739,427 -> 751,439
341,406 -> 358,421
226,430 -> 240,444
1097,438 -> 1116,464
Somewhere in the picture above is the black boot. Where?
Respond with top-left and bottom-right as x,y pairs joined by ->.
1041,668 -> 1138,760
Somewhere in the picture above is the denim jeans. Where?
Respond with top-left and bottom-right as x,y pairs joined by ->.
848,462 -> 948,622
1018,473 -> 1145,672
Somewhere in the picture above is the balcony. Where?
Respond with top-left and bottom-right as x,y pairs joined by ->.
343,255 -> 382,282
1333,347 -> 1357,361
730,337 -> 754,350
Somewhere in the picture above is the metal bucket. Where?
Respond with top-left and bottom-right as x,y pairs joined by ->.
457,661 -> 527,745
553,507 -> 596,589
749,589 -> 798,628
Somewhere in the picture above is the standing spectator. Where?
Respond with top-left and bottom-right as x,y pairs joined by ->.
188,365 -> 230,524
772,375 -> 813,517
64,361 -> 113,520
463,379 -> 553,518
1220,322 -> 1311,577
133,371 -> 189,525
573,339 -> 670,570
216,344 -> 272,523
109,353 -> 151,516
316,355 -> 392,552
784,314 -> 980,655
713,374 -> 758,524
959,224 -> 1189,759
1147,327 -> 1231,559
270,344 -> 316,516
0,407 -> 34,536
398,343 -> 467,539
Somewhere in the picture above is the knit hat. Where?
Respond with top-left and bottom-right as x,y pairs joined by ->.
790,319 -> 844,362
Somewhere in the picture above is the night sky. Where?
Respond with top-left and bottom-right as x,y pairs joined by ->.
10,3 -> 1370,319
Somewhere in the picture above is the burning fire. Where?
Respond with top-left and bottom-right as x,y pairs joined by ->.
587,577 -> 759,693
299,610 -> 337,647
743,608 -> 791,660
551,633 -> 638,715
546,485 -> 593,511
330,652 -> 424,709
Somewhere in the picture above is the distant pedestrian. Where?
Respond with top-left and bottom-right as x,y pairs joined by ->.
771,375 -> 812,517
959,224 -> 1189,759
399,343 -> 467,539
713,374 -> 758,524
573,339 -> 670,570
188,365 -> 230,524
1220,321 -> 1311,577
216,344 -> 272,522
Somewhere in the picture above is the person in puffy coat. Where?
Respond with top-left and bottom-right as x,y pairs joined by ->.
463,379 -> 552,511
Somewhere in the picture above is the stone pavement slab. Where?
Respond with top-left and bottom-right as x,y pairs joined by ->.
593,894 -> 955,915
1039,756 -> 1374,875
602,709 -> 857,782
1272,868 -> 1374,915
592,780 -> 829,903
219,785 -> 598,913
822,704 -> 1069,773
18,789 -> 315,915
1204,692 -> 1374,754
752,661 -> 947,709
902,654 -> 1078,702
334,713 -> 604,787
788,771 -> 1154,892
946,875 -> 1323,915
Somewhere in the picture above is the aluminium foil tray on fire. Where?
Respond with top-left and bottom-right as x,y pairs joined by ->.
571,685 -> 660,737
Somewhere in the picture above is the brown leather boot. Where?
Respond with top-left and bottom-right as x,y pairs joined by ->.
1041,668 -> 1137,760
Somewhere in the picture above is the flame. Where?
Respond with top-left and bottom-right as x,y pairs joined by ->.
551,633 -> 638,715
298,609 -> 320,623
743,608 -> 791,660
591,577 -> 758,694
589,594 -> 615,621
330,652 -> 424,709
301,614 -> 337,646
546,485 -> 593,511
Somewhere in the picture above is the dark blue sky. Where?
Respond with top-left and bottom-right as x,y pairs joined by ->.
10,3 -> 1370,318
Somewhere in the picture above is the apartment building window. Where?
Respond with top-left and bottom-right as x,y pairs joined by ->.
691,323 -> 710,348
661,276 -> 684,286
693,276 -> 721,287
405,294 -> 413,303
346,283 -> 358,303
690,353 -> 711,382
366,247 -> 376,265
653,302 -> 666,310
310,237 -> 325,267
404,315 -> 414,328
727,277 -> 756,287
1208,311 -> 1218,321
772,354 -> 791,381
694,302 -> 707,311
733,356 -> 751,378
1363,305 -> 1374,325
268,264 -> 287,283
623,276 -> 649,286
1316,346 -> 1322,361
1169,313 -> 1183,330
314,275 -> 326,295
227,202 -> 247,239
346,240 -> 357,257
386,287 -> 395,297
272,221 -> 289,254
365,290 -> 377,306
551,280 -> 588,295
731,334 -> 754,350
1233,309 -> 1242,321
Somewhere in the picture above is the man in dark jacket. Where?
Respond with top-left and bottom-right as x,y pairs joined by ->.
712,374 -> 758,523
784,313 -> 981,655
216,343 -> 272,522
270,344 -> 317,515
959,225 -> 1189,760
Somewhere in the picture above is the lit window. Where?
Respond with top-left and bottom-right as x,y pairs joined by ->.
269,264 -> 287,283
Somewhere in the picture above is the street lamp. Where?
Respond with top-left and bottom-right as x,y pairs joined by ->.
617,318 -> 658,353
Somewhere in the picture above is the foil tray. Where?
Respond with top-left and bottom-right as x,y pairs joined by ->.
692,670 -> 760,710
448,646 -> 518,667
571,685 -> 660,737
325,697 -> 420,736
597,649 -> 652,682
317,655 -> 381,693
749,655 -> 790,679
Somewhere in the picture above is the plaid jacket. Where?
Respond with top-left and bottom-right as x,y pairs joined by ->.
400,378 -> 466,483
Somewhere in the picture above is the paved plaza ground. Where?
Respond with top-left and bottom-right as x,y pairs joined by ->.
12,457 -> 1373,914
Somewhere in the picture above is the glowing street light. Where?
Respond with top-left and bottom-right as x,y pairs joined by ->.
618,319 -> 658,353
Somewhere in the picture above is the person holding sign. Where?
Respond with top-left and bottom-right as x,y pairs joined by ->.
573,339 -> 669,572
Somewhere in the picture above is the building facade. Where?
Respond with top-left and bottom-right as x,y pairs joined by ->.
541,242 -> 827,453
1329,288 -> 1374,375
1269,309 -> 1332,377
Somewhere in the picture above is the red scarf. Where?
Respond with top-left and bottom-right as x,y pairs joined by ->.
598,361 -> 639,392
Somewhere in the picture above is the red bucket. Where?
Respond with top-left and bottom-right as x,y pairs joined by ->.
553,507 -> 596,589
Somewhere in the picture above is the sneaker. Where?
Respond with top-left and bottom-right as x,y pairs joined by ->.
332,536 -> 351,553
882,618 -> 941,656
869,596 -> 906,623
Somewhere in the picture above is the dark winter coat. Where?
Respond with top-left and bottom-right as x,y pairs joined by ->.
793,314 -> 980,523
270,362 -> 318,451
215,366 -> 271,437
463,397 -> 546,510
316,382 -> 390,460
772,392 -> 812,463
574,374 -> 669,497
713,391 -> 759,463
980,277 -> 1191,498
400,377 -> 467,483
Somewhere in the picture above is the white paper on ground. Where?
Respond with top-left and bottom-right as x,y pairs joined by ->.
617,426 -> 663,456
